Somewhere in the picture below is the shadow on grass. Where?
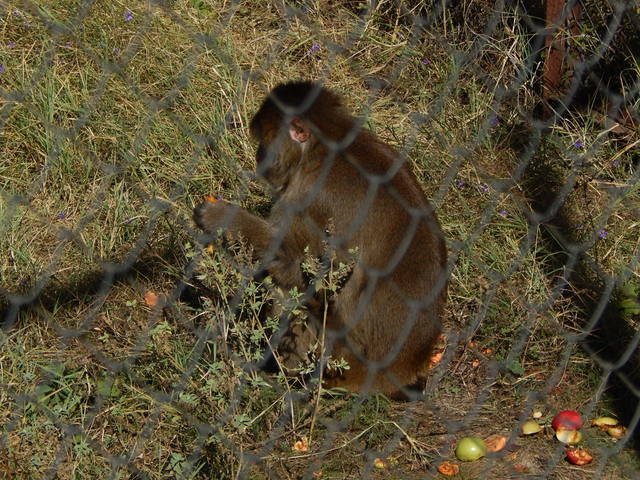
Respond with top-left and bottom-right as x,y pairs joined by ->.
510,123 -> 640,447
0,245 -> 211,333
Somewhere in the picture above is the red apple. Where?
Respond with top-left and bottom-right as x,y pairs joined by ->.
566,448 -> 593,466
552,410 -> 583,431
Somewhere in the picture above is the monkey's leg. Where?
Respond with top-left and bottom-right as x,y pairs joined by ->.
321,275 -> 437,400
321,344 -> 426,400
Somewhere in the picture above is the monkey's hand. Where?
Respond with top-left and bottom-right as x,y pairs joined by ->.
193,200 -> 237,233
193,200 -> 274,256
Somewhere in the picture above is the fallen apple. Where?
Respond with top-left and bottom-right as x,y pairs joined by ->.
552,410 -> 583,431
591,416 -> 618,429
455,437 -> 487,461
556,429 -> 582,444
566,448 -> 593,466
606,425 -> 626,438
522,420 -> 542,435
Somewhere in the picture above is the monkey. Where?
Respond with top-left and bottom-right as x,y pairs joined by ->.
193,81 -> 448,400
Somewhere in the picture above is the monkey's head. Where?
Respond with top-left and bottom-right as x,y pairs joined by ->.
249,81 -> 348,186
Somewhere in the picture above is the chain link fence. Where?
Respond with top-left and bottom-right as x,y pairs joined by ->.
1,0 -> 639,478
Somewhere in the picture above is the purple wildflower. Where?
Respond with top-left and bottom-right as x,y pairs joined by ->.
574,140 -> 584,149
0,64 -> 4,73
613,160 -> 620,167
310,43 -> 320,54
498,209 -> 507,217
490,116 -> 500,127
19,279 -> 29,286
456,181 -> 465,188
598,229 -> 608,239
7,42 -> 16,48
478,184 -> 489,193
124,10 -> 133,22
57,212 -> 66,219
422,59 -> 430,66
124,218 -> 135,224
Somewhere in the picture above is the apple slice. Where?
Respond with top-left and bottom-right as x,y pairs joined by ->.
556,429 -> 582,444
591,416 -> 618,429
522,420 -> 542,435
566,448 -> 593,466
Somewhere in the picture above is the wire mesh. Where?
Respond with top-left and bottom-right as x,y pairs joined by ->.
0,0 -> 639,478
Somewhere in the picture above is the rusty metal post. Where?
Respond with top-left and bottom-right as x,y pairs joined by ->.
543,0 -> 582,117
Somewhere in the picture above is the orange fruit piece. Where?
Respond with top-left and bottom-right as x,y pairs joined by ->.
143,291 -> 159,307
485,434 -> 507,452
437,461 -> 460,476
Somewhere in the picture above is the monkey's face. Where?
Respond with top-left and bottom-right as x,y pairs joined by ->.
253,117 -> 310,188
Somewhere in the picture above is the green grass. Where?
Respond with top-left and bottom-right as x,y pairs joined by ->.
1,0 -> 639,479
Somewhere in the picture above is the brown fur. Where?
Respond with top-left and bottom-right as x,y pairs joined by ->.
194,81 -> 448,399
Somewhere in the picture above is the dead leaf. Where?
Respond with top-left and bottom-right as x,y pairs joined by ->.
514,463 -> 530,473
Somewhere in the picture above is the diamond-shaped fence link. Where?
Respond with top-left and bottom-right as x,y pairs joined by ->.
1,0 -> 639,478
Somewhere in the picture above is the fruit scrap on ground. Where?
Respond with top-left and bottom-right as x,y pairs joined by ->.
485,434 -> 507,452
566,448 -> 593,466
437,461 -> 460,476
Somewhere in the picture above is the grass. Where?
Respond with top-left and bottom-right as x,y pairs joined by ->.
1,0 -> 639,478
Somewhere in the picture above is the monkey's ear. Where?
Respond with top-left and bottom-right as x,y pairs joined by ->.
289,117 -> 311,143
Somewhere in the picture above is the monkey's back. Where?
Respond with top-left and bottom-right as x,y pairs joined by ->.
303,132 -> 447,397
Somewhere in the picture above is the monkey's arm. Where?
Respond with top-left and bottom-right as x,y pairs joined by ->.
194,201 -> 273,254
194,201 -> 305,289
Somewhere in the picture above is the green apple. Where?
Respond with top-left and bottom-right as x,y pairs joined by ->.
455,437 -> 487,462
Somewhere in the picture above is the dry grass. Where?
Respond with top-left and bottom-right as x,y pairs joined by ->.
1,0 -> 639,479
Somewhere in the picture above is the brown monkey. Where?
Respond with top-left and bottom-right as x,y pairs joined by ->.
194,81 -> 447,400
